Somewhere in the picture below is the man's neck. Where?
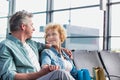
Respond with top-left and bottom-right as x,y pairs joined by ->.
11,32 -> 26,43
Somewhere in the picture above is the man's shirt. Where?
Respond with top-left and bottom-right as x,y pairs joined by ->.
0,35 -> 45,80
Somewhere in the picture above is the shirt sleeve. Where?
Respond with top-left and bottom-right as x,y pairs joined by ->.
41,49 -> 52,67
0,43 -> 16,80
37,42 -> 46,52
28,40 -> 46,53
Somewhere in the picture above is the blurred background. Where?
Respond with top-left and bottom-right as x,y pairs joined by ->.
0,0 -> 120,51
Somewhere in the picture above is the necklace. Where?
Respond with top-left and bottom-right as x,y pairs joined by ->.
59,50 -> 67,59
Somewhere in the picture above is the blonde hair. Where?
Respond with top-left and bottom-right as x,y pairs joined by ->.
45,23 -> 67,43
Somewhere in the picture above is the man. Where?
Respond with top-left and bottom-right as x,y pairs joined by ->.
0,10 -> 74,80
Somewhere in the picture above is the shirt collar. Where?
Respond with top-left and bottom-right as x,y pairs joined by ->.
7,34 -> 25,46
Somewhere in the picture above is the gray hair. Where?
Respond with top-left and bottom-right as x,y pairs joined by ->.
9,10 -> 33,32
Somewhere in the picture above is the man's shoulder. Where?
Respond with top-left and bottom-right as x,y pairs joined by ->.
26,39 -> 45,47
0,39 -> 17,49
0,39 -> 14,51
0,39 -> 11,45
26,39 -> 39,44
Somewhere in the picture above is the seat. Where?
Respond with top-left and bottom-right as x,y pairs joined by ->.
99,51 -> 120,80
72,50 -> 104,77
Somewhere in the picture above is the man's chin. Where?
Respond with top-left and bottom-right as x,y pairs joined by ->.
27,37 -> 32,40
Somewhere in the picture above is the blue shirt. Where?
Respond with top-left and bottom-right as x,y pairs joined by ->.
0,35 -> 45,80
41,47 -> 78,79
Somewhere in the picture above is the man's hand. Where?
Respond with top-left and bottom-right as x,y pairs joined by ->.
37,65 -> 60,79
40,65 -> 51,75
42,65 -> 60,72
45,41 -> 52,48
48,65 -> 60,71
62,48 -> 73,59
45,44 -> 52,48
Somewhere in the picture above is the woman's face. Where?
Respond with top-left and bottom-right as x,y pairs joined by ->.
46,29 -> 61,47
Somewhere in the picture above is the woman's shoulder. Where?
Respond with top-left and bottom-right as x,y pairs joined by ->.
41,47 -> 56,55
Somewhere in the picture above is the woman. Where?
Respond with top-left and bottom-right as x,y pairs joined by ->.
41,23 -> 91,80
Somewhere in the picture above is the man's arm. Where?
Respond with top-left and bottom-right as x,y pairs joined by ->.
62,48 -> 73,59
14,67 -> 50,80
14,65 -> 59,80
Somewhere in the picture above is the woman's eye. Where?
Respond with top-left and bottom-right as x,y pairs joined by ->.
52,33 -> 57,36
46,34 -> 50,37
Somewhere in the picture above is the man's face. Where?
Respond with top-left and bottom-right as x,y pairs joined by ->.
24,17 -> 35,39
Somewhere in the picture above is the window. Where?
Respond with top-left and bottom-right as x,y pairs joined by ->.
111,4 -> 120,50
0,0 -> 9,41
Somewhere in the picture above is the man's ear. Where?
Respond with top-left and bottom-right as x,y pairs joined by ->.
20,24 -> 26,31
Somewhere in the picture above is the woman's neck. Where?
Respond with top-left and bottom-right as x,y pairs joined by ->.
53,45 -> 62,54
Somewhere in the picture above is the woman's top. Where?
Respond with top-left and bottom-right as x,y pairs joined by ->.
41,47 -> 78,79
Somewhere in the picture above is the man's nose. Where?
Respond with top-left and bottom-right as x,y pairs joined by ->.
33,27 -> 35,31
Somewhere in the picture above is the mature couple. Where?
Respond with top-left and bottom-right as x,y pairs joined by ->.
0,10 -> 77,80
